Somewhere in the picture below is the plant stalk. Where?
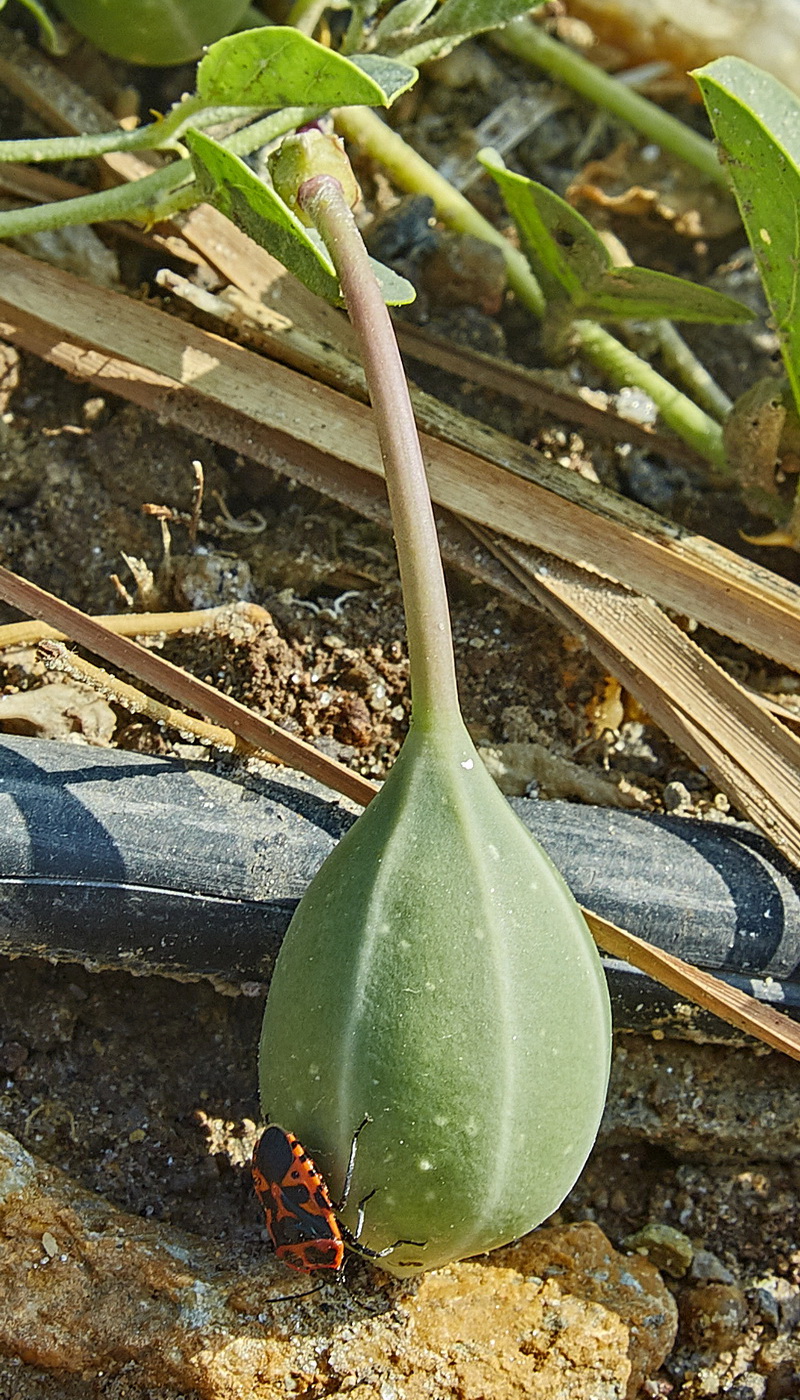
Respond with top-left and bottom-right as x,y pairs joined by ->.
650,320 -> 732,422
0,162 -> 197,238
575,319 -> 728,469
493,19 -> 729,189
286,0 -> 329,34
0,108 -> 321,240
299,173 -> 460,726
335,105 -> 729,469
0,95 -> 212,163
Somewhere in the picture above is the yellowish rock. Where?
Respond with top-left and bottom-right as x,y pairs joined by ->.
0,1131 -> 675,1398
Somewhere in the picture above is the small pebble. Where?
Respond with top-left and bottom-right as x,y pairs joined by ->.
679,1281 -> 748,1351
420,232 -> 507,314
614,386 -> 658,425
689,1249 -> 736,1285
725,1380 -> 766,1400
750,1274 -> 800,1333
623,1223 -> 694,1278
174,552 -> 253,609
663,780 -> 693,814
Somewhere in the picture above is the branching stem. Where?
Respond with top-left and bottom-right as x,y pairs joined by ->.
0,108 -> 320,239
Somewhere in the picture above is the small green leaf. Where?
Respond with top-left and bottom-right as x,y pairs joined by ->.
693,57 -> 800,410
260,717 -> 611,1275
349,53 -> 418,105
397,0 -> 544,66
582,263 -> 755,324
480,149 -> 753,325
479,150 -> 604,303
197,26 -> 414,109
371,0 -> 438,49
51,0 -> 249,63
5,0 -> 66,54
186,129 -> 414,306
188,129 -> 340,300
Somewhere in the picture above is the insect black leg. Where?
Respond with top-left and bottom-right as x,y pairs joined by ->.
350,1186 -> 376,1243
340,1188 -> 425,1259
334,1119 -> 426,1265
333,1113 -> 371,1213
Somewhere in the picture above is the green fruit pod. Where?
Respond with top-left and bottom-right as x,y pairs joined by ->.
50,0 -> 252,65
259,716 -> 611,1276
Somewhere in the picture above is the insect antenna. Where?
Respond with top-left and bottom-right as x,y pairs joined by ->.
265,1279 -> 327,1305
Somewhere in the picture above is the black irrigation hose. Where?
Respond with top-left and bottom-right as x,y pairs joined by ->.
1,733 -> 799,1041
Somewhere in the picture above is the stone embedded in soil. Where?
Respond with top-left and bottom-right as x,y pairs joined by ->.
678,1281 -> 749,1353
603,1038 -> 800,1159
622,1223 -> 694,1278
493,1221 -> 677,1399
0,1131 -> 676,1400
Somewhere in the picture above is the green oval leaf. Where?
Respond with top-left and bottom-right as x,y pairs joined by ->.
186,129 -> 415,307
51,0 -> 249,64
479,149 -> 604,303
259,719 -> 611,1275
350,53 -> 419,106
583,263 -> 755,324
693,57 -> 800,408
396,0 -> 545,66
480,149 -> 753,324
197,26 -> 414,109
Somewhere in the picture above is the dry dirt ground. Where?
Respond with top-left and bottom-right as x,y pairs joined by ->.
0,337 -> 797,1400
0,23 -> 799,1397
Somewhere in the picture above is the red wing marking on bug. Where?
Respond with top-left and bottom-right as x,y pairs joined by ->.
252,1124 -> 345,1272
252,1117 -> 425,1279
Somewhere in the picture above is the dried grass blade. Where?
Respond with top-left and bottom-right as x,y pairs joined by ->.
1,244 -> 800,673
471,527 -> 800,867
587,909 -> 800,1062
0,563 -> 376,807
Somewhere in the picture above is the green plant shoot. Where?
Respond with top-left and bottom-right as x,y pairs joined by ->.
187,129 -> 414,306
247,130 -> 612,1275
478,150 -> 754,328
693,58 -> 800,418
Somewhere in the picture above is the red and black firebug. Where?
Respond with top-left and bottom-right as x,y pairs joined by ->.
252,1115 -> 423,1288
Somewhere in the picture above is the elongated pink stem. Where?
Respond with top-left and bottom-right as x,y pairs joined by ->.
299,173 -> 460,726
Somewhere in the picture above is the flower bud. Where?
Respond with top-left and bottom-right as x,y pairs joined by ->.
269,131 -> 360,225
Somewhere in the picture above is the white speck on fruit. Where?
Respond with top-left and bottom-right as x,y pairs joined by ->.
419,1158 -> 434,1171
461,758 -> 474,769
